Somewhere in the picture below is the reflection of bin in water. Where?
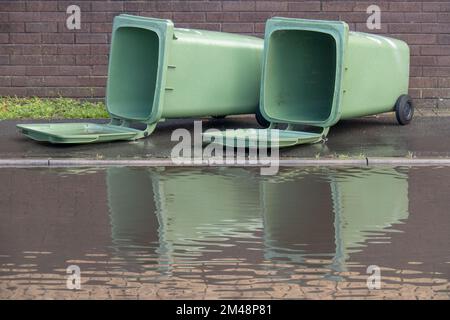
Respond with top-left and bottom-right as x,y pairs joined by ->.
107,168 -> 159,257
18,14 -> 263,144
152,168 -> 262,263
206,18 -> 412,148
262,168 -> 409,269
107,167 -> 263,266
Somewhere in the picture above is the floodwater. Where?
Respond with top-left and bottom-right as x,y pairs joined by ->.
0,166 -> 449,299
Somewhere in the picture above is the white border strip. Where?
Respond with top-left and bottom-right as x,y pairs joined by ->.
1,157 -> 450,167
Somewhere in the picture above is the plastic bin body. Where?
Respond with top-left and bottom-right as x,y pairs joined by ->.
108,15 -> 263,122
205,17 -> 410,147
261,18 -> 410,127
17,14 -> 263,144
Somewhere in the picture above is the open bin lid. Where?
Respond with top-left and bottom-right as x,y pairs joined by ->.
17,15 -> 173,144
203,17 -> 348,148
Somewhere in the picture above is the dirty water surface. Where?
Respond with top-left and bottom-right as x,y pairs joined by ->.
0,167 -> 449,299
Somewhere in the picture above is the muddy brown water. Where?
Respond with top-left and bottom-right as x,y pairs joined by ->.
0,167 -> 449,299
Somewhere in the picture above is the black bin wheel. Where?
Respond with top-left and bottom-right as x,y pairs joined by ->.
395,95 -> 414,125
255,109 -> 270,128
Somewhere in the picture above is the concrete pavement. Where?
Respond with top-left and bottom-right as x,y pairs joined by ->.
1,114 -> 450,164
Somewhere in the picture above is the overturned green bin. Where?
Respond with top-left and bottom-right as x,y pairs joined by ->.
205,17 -> 413,148
17,14 -> 263,144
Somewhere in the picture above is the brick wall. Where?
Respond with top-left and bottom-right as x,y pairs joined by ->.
0,0 -> 449,108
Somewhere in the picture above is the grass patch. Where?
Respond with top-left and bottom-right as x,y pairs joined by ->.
0,96 -> 109,120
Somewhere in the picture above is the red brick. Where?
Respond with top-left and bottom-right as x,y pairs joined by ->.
0,23 -> 25,33
322,1 -> 355,12
0,45 -> 21,55
389,23 -> 421,34
0,77 -> 11,86
10,55 -> 43,65
42,33 -> 74,44
0,34 -> 10,43
389,2 -> 422,12
421,23 -> 450,34
0,87 -> 27,96
26,1 -> 58,11
176,23 -> 221,31
9,12 -> 41,22
288,2 -> 321,12
76,34 -> 108,44
26,22 -> 58,33
171,1 -> 221,12
411,56 -> 436,66
0,55 -> 10,64
222,23 -> 254,33
58,44 -> 91,55
223,1 -> 255,12
421,45 -> 450,56
0,1 -> 26,12
392,34 -> 437,45
438,35 -> 450,45
410,77 -> 438,88
92,65 -> 108,76
410,66 -> 422,77
10,33 -> 41,44
255,1 -> 288,12
423,67 -> 450,77
26,66 -> 59,76
76,55 -> 109,66
207,12 -> 240,23
173,12 -> 206,23
90,44 -> 110,55
0,66 -> 26,76
59,66 -> 91,76
124,1 -> 157,12
422,88 -> 450,99
353,2 -> 389,12
78,76 -> 107,87
423,3 -> 450,12
92,1 -> 123,12
90,23 -> 113,33
439,78 -> 450,88
42,55 -> 75,65
57,1 -> 91,11
39,12 -> 66,22
405,13 -> 437,23
240,12 -> 274,23
436,56 -> 450,66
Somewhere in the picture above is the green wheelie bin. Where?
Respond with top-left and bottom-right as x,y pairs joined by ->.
205,17 -> 413,148
17,14 -> 263,144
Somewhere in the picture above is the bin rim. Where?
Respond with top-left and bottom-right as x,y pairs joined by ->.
259,17 -> 349,128
106,14 -> 174,125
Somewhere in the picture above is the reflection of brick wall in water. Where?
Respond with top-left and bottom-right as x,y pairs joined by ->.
0,169 -> 110,274
0,1 -> 449,108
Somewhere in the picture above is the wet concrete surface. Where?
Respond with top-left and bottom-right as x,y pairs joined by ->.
2,115 -> 450,159
0,166 -> 449,299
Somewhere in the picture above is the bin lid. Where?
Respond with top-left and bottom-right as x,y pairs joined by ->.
17,122 -> 157,144
203,127 -> 329,148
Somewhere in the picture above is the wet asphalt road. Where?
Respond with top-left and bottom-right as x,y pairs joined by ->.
1,115 -> 450,159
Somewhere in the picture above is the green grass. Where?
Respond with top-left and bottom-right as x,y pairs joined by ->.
0,96 -> 109,120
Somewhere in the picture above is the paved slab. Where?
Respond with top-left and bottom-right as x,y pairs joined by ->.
1,115 -> 449,160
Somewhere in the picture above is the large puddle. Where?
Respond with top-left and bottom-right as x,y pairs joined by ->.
0,167 -> 449,299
